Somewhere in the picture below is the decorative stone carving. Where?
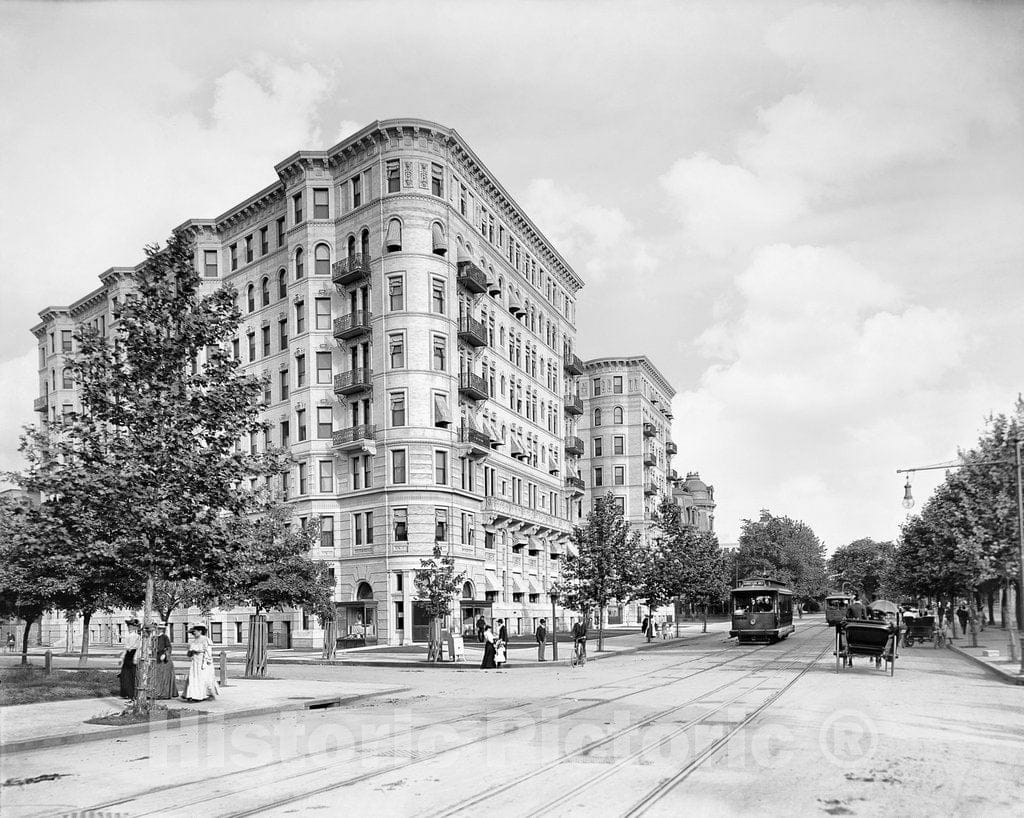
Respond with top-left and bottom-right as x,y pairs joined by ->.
403,160 -> 413,188
419,163 -> 428,188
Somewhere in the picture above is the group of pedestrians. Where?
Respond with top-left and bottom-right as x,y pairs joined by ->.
477,616 -> 589,669
118,618 -> 219,702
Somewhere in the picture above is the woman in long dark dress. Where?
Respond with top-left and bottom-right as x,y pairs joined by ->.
118,619 -> 141,698
150,623 -> 178,699
480,625 -> 497,669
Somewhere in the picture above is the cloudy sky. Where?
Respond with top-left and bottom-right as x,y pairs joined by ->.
2,1 -> 1022,549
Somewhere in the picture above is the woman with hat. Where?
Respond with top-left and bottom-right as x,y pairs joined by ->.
182,624 -> 219,702
118,618 -> 142,698
150,622 -> 178,700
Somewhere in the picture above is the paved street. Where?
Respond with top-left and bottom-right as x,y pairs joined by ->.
2,617 -> 1022,817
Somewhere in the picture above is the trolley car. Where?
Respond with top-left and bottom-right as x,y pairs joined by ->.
729,577 -> 795,643
824,593 -> 855,626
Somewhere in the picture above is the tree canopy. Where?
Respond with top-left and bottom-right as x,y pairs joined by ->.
827,538 -> 895,600
736,509 -> 827,599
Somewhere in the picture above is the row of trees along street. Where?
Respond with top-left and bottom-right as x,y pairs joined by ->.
0,233 -> 333,714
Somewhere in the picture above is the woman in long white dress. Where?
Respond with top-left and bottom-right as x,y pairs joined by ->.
182,625 -> 219,702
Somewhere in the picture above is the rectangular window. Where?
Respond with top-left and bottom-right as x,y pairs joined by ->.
295,301 -> 306,334
593,437 -> 603,457
317,406 -> 333,439
298,462 -> 308,494
318,459 -> 334,492
61,330 -> 73,352
594,467 -> 603,487
247,333 -> 256,362
297,409 -> 307,442
461,512 -> 474,545
393,508 -> 408,541
348,454 -> 371,490
431,163 -> 443,197
614,436 -> 624,455
388,276 -> 404,311
391,449 -> 407,484
389,333 -> 405,368
320,515 -> 334,548
296,354 -> 306,387
593,377 -> 602,396
260,226 -> 269,255
203,250 -> 218,278
279,319 -> 288,350
432,336 -> 446,371
613,376 -> 623,394
351,174 -> 362,209
613,496 -> 625,513
276,217 -> 286,246
281,470 -> 289,499
316,351 -> 332,384
245,235 -> 253,263
459,183 -> 467,216
230,244 -> 238,271
386,160 -> 400,193
293,192 -> 303,223
431,279 -> 445,314
314,298 -> 332,331
210,623 -> 223,644
261,326 -> 271,356
279,370 -> 289,401
313,187 -> 329,219
354,511 -> 374,546
390,392 -> 406,427
280,420 -> 289,447
434,450 -> 447,485
614,466 -> 625,485
435,508 -> 448,542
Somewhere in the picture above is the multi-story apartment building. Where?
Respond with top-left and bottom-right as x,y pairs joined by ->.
673,472 -> 716,532
30,118 -> 585,649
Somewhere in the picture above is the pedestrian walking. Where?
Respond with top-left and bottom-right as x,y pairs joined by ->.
118,618 -> 142,699
476,615 -> 486,643
6,632 -> 15,653
495,636 -> 507,668
536,618 -> 548,661
497,618 -> 508,643
956,604 -> 969,636
480,625 -> 497,669
641,615 -> 649,636
181,625 -> 219,702
150,622 -> 178,700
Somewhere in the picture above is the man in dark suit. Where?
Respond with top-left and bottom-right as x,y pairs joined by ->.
535,619 -> 548,661
497,619 -> 508,643
475,615 -> 486,643
846,598 -> 866,620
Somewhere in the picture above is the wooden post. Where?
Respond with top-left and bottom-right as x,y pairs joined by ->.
44,650 -> 52,675
219,650 -> 227,686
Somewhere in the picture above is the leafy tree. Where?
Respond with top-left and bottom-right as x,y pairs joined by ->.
827,538 -> 895,601
736,509 -> 828,603
152,578 -> 217,628
553,493 -> 642,652
414,545 -> 467,662
11,232 -> 286,713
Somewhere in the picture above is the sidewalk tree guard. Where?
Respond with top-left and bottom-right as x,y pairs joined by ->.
414,545 -> 466,662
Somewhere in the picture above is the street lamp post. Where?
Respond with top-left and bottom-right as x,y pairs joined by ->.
897,439 -> 1024,673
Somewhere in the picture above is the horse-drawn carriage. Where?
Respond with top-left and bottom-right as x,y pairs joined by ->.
836,616 -> 898,675
902,615 -> 936,647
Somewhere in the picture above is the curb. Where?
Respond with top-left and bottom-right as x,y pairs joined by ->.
0,687 -> 410,755
946,643 -> 1024,686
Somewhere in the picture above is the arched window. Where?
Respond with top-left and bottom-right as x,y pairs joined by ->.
613,406 -> 623,424
461,581 -> 474,599
431,222 -> 447,256
260,276 -> 270,307
295,247 -> 304,279
246,284 -> 255,312
356,581 -> 374,600
61,368 -> 73,390
278,269 -> 287,299
385,219 -> 402,252
314,243 -> 331,276
347,235 -> 356,260
593,408 -> 602,427
361,228 -> 370,259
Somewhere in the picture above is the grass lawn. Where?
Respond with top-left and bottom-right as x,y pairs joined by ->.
0,665 -> 119,707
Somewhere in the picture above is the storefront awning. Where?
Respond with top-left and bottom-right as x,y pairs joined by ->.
509,437 -> 524,458
484,574 -> 500,592
548,455 -> 559,475
528,579 -> 542,595
485,419 -> 502,448
457,246 -> 470,263
434,395 -> 452,427
511,577 -> 525,592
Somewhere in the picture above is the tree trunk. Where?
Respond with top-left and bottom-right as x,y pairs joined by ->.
78,609 -> 92,667
597,607 -> 605,652
647,604 -> 652,643
702,602 -> 708,633
132,573 -> 155,716
246,613 -> 268,678
20,615 -> 36,666
427,617 -> 444,662
322,619 -> 337,660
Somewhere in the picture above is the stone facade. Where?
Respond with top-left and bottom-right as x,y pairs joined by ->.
29,119 -> 586,647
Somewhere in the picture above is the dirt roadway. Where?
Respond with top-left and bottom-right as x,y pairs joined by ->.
3,619 -> 1021,817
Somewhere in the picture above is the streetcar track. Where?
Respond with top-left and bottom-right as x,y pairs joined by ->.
78,637 -> 774,817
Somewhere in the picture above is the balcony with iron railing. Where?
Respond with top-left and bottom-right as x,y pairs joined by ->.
459,424 -> 491,458
457,316 -> 487,347
643,422 -> 656,438
565,475 -> 585,494
482,497 -> 569,533
563,352 -> 584,375
565,436 -> 584,456
644,482 -> 658,496
665,440 -> 678,455
33,395 -> 48,412
643,450 -> 657,466
457,260 -> 488,294
331,253 -> 371,286
458,371 -> 488,401
563,394 -> 583,415
333,311 -> 372,340
333,368 -> 372,395
332,424 -> 377,449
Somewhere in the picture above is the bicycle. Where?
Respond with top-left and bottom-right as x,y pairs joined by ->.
570,638 -> 587,667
